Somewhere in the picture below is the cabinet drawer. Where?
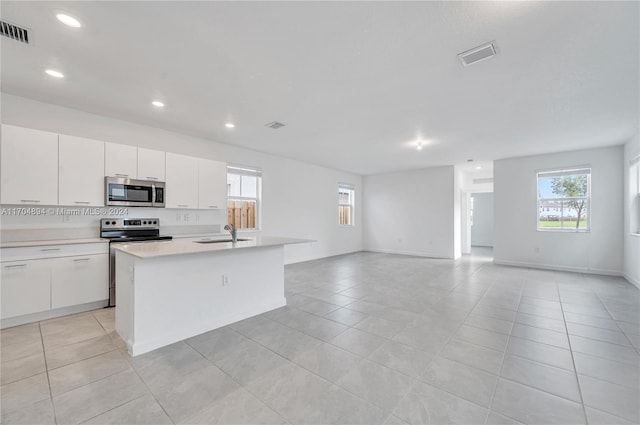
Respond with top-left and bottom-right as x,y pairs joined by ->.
1,259 -> 52,319
51,254 -> 108,309
1,243 -> 109,262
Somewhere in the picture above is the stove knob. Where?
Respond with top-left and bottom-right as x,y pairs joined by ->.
153,220 -> 158,225
142,221 -> 146,225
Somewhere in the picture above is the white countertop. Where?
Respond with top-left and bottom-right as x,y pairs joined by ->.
0,238 -> 108,248
112,236 -> 313,259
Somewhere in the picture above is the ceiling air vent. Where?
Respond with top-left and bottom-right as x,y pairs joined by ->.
1,20 -> 30,44
265,121 -> 286,129
458,41 -> 497,66
473,178 -> 494,185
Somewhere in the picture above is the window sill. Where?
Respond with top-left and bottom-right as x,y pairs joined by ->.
537,228 -> 590,233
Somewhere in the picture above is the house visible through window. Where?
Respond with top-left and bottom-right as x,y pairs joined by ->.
227,166 -> 261,230
537,168 -> 590,231
338,184 -> 355,226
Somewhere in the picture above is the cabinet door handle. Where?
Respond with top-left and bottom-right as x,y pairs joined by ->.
4,264 -> 26,268
74,201 -> 91,205
73,258 -> 91,262
146,176 -> 158,181
40,248 -> 61,252
115,173 -> 129,177
209,205 -> 218,209
20,199 -> 40,203
178,204 -> 189,208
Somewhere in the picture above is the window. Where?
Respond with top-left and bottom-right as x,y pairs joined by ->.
630,155 -> 640,234
338,183 -> 355,226
227,166 -> 261,230
537,168 -> 590,231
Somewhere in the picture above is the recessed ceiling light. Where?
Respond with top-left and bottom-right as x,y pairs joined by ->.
475,166 -> 482,170
151,101 -> 165,107
416,142 -> 423,151
56,13 -> 81,28
225,123 -> 235,129
45,69 -> 64,78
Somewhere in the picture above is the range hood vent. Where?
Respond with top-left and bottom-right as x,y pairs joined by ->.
265,121 -> 286,129
1,20 -> 30,44
458,41 -> 497,66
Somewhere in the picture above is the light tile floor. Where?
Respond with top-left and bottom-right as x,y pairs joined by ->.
1,249 -> 639,424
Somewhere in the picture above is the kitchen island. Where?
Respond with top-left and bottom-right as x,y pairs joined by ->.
113,236 -> 311,356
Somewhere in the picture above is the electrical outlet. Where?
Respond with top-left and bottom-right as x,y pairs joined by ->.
184,213 -> 190,222
222,274 -> 229,286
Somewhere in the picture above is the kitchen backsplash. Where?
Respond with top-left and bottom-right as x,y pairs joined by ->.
0,205 -> 225,241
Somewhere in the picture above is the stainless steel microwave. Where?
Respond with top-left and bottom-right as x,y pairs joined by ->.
105,177 -> 165,208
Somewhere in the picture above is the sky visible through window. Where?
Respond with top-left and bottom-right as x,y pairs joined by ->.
538,177 -> 558,198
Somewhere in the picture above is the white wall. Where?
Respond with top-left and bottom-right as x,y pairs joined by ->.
363,166 -> 456,259
494,146 -> 624,276
471,192 -> 494,247
624,135 -> 640,287
1,94 -> 363,264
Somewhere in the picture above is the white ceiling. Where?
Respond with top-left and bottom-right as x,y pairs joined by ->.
1,1 -> 638,175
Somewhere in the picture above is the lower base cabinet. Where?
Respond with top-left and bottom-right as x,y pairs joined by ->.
52,255 -> 108,309
1,259 -> 52,319
0,244 -> 109,321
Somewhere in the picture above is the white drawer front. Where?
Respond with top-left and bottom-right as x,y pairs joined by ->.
1,243 -> 109,262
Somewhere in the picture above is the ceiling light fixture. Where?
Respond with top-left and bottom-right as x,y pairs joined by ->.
151,101 -> 165,107
475,166 -> 482,170
416,142 -> 423,151
45,69 -> 64,78
225,123 -> 235,129
56,13 -> 81,28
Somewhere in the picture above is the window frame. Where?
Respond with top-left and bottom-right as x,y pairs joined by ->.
536,167 -> 591,232
227,165 -> 262,231
338,183 -> 355,227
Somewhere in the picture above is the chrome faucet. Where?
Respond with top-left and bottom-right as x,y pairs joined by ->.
224,224 -> 237,243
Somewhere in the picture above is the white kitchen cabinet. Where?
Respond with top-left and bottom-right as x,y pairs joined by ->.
105,142 -> 137,178
138,148 -> 166,182
58,135 -> 105,206
198,158 -> 227,209
0,124 -> 59,205
165,152 -> 198,208
51,254 -> 108,309
1,260 -> 52,319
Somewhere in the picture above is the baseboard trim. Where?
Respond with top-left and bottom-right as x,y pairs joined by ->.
364,248 -> 452,260
128,298 -> 286,356
623,273 -> 640,289
1,300 -> 109,329
493,259 -> 623,277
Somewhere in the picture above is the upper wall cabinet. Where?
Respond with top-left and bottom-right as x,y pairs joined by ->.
138,148 -> 166,182
1,124 -> 59,205
58,135 -> 105,206
198,158 -> 227,209
105,142 -> 137,179
165,153 -> 198,208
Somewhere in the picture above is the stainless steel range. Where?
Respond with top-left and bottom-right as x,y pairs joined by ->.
100,218 -> 172,307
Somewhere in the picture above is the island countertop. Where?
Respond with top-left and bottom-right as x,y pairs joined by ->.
112,236 -> 313,259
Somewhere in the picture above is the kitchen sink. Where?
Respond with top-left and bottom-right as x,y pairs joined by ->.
194,238 -> 252,244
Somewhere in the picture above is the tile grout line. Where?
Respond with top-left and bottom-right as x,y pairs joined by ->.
38,321 -> 58,425
481,276 -> 525,425
590,285 -> 640,356
556,279 -> 590,425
